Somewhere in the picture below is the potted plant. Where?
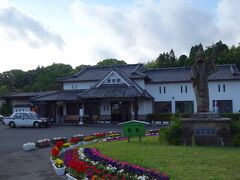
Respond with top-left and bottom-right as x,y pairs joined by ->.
51,147 -> 60,163
52,158 -> 66,176
51,137 -> 67,145
35,139 -> 51,148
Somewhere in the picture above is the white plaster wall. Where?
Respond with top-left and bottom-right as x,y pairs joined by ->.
133,79 -> 145,89
63,81 -> 96,90
13,107 -> 31,112
12,100 -> 32,106
145,80 -> 240,113
146,82 -> 196,112
209,81 -> 240,112
131,99 -> 153,115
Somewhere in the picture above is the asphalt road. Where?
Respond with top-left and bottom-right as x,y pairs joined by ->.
0,123 -> 160,180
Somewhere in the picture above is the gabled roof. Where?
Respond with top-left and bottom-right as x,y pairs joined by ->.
146,64 -> 240,83
58,64 -> 148,82
78,66 -> 153,99
119,120 -> 150,125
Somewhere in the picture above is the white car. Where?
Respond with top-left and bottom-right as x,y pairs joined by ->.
3,112 -> 51,128
0,115 -> 4,123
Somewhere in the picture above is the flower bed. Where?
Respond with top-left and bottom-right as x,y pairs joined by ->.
82,148 -> 169,180
35,139 -> 51,148
48,131 -> 168,179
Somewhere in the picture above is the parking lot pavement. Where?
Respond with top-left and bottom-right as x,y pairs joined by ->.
0,147 -> 65,180
0,124 -> 161,179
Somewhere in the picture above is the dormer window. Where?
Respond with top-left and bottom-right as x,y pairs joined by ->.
108,79 -> 111,83
117,79 -> 120,83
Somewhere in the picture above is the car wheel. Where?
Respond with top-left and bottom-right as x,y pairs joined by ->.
33,122 -> 40,128
9,122 -> 16,128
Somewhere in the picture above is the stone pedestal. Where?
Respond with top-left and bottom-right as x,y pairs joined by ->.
181,113 -> 231,146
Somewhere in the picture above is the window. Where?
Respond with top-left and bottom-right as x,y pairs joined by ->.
154,102 -> 172,113
185,86 -> 187,93
13,113 -> 22,119
117,79 -> 120,83
223,84 -> 226,92
112,79 -> 116,83
218,84 -> 221,92
23,113 -> 30,119
212,100 -> 232,113
75,84 -> 77,89
159,87 -> 162,94
72,85 -> 74,89
175,101 -> 194,113
164,86 -> 166,94
181,86 -> 183,93
108,79 -> 111,83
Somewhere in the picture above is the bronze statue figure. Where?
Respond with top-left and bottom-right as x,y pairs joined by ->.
191,44 -> 216,112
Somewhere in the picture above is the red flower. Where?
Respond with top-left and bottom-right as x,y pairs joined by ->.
55,140 -> 64,149
51,147 -> 59,157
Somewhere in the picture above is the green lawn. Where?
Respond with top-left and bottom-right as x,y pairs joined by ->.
86,136 -> 240,180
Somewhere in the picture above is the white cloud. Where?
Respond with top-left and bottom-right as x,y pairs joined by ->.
70,0 -> 219,62
0,2 -> 65,50
1,0 -> 240,72
217,0 -> 240,45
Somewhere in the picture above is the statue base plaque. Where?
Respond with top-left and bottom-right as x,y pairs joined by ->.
181,113 -> 231,146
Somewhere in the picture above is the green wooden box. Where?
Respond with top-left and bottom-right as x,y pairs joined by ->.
119,120 -> 149,138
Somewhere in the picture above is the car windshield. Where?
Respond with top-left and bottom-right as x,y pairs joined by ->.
29,112 -> 40,119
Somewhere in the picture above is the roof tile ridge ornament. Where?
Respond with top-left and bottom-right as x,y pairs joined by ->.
230,64 -> 240,76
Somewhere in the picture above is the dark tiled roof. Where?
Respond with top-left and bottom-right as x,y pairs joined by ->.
0,91 -> 55,100
58,64 -> 147,82
32,90 -> 85,102
146,64 -> 240,83
78,84 -> 152,99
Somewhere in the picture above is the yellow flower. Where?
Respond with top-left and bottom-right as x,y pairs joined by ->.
63,143 -> 70,148
55,158 -> 64,168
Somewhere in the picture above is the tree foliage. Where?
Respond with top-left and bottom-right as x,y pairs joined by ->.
0,41 -> 240,95
144,40 -> 240,69
96,58 -> 127,66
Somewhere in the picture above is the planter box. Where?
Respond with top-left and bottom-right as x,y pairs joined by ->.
66,173 -> 87,180
22,143 -> 36,151
51,137 -> 67,145
36,141 -> 51,148
52,163 -> 66,176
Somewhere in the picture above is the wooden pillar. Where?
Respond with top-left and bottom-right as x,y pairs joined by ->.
133,97 -> 139,120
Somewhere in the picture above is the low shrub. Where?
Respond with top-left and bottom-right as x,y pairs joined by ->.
220,113 -> 240,121
159,115 -> 181,145
232,133 -> 240,147
230,120 -> 240,137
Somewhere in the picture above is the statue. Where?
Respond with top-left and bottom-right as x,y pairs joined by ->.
191,44 -> 216,112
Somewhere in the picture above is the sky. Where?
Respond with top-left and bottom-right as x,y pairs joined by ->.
0,0 -> 240,72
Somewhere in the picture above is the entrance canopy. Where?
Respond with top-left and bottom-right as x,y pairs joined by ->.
78,84 -> 152,99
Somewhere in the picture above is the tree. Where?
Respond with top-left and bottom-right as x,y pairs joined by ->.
0,85 -> 10,96
178,55 -> 188,66
96,59 -> 127,66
